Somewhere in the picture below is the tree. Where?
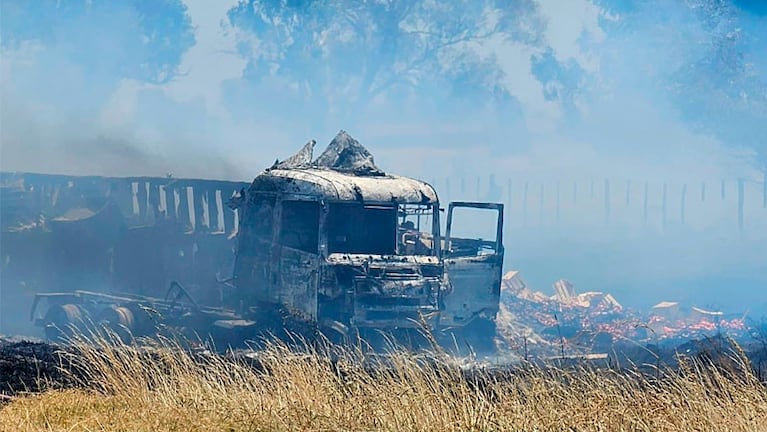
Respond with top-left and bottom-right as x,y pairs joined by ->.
1,0 -> 195,85
226,0 -> 545,120
675,0 -> 767,174
599,0 -> 767,174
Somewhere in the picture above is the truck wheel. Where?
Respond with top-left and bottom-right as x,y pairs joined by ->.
97,306 -> 136,343
43,304 -> 87,342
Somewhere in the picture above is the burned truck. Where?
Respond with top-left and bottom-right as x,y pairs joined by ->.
29,131 -> 505,352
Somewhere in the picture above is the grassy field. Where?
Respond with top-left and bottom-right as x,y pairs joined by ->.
1,335 -> 766,431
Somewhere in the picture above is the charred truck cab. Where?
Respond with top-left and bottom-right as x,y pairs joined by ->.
229,131 -> 504,352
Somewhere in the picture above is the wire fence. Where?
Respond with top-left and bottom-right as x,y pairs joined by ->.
428,176 -> 767,234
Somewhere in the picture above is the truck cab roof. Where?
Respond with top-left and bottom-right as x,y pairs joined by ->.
250,168 -> 438,204
245,130 -> 438,204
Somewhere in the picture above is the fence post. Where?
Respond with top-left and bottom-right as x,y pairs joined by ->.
738,178 -> 745,232
643,181 -> 649,226
662,182 -> 668,231
556,181 -> 561,223
523,181 -> 529,225
572,181 -> 577,204
680,183 -> 687,226
721,179 -> 726,200
763,172 -> 766,208
604,179 -> 611,226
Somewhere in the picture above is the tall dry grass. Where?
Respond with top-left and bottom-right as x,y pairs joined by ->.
1,332 -> 766,432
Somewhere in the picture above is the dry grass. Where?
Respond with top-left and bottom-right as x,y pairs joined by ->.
1,334 -> 766,432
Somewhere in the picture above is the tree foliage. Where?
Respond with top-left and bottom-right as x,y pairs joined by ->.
609,0 -> 766,170
676,0 -> 767,171
0,0 -> 195,85
226,0 -> 545,116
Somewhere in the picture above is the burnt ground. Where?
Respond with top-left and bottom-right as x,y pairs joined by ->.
0,337 -> 81,400
2,334 -> 766,403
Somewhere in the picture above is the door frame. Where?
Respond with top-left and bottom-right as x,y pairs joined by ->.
444,201 -> 504,256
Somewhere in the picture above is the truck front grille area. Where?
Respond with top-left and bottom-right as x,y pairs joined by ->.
352,275 -> 440,327
354,308 -> 439,328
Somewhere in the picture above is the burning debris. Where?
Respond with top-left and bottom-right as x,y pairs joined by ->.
646,304 -> 746,339
552,279 -> 576,302
496,271 -> 753,359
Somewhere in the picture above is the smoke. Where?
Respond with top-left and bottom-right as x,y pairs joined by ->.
1,0 -> 766,313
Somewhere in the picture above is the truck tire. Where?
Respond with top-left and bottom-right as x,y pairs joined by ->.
43,304 -> 87,342
97,306 -> 136,343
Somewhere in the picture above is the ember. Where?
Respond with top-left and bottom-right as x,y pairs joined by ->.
495,271 -> 755,359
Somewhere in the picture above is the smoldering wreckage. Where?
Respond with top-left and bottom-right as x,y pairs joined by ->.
0,131 -> 762,388
2,131 -> 505,354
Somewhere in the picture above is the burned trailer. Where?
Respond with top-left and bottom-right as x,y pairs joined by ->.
14,172 -> 249,342
229,131 -> 506,352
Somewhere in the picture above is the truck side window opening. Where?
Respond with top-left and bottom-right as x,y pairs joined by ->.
328,203 -> 396,255
239,195 -> 275,254
279,200 -> 320,253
